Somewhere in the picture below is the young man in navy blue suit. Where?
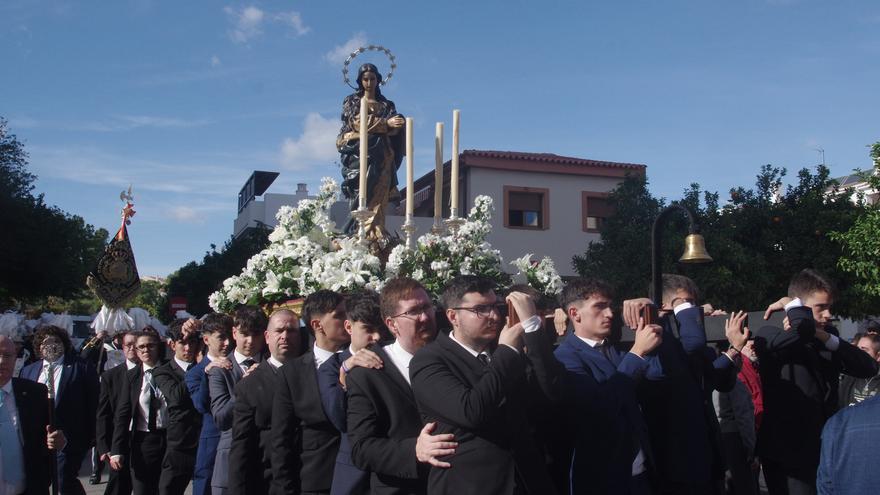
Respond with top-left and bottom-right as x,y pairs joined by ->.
20,325 -> 99,495
554,278 -> 662,495
621,275 -> 744,495
184,314 -> 233,495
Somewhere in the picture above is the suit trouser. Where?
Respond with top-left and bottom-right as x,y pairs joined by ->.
159,450 -> 196,495
192,436 -> 219,495
57,446 -> 88,495
131,430 -> 167,495
103,456 -> 133,495
761,459 -> 817,495
721,432 -> 758,495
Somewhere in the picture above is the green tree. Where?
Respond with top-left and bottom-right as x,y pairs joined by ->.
0,118 -> 110,307
165,226 -> 270,316
830,141 -> 880,300
575,164 -> 875,317
128,279 -> 169,322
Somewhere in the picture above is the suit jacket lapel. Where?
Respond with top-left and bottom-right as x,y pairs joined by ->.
375,345 -> 416,403
438,331 -> 486,376
54,354 -> 75,406
565,333 -> 618,379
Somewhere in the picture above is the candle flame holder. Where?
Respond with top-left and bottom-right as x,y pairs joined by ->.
351,207 -> 373,246
401,217 -> 417,250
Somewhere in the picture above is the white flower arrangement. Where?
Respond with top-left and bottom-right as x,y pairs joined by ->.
385,195 -> 511,299
510,253 -> 564,299
209,178 -> 383,313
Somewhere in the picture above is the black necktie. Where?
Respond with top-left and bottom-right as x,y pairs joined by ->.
598,342 -> 614,364
146,370 -> 158,431
242,358 -> 256,370
185,362 -> 194,372
477,353 -> 490,367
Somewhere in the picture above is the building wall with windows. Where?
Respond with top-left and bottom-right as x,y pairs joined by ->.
468,167 -> 625,276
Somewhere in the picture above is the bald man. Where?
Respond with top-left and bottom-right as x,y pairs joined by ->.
0,335 -> 67,495
228,310 -> 303,494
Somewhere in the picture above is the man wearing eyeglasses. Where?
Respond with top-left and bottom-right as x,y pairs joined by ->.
110,331 -> 169,495
410,275 -> 562,494
345,277 -> 457,494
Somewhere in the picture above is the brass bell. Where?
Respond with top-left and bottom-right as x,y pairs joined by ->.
679,234 -> 713,263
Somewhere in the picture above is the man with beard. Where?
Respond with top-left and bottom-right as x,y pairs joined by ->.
344,279 -> 456,494
410,275 -> 561,494
228,309 -> 302,494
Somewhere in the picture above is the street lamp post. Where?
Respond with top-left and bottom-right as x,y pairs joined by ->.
650,204 -> 713,306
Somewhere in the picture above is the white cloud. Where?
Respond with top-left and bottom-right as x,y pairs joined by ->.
28,145 -> 255,196
6,115 -> 211,132
275,11 -> 310,36
168,206 -> 203,223
224,5 -> 265,44
211,55 -> 221,67
325,32 -> 368,65
279,113 -> 340,170
223,6 -> 309,44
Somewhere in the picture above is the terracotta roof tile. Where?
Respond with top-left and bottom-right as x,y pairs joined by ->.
461,149 -> 646,170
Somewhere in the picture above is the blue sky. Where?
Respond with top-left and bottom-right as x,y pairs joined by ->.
2,0 -> 878,277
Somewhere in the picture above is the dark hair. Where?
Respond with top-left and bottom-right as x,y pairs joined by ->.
344,290 -> 383,327
302,290 -> 345,332
787,269 -> 835,300
661,274 -> 699,303
233,306 -> 268,336
33,325 -> 72,357
201,313 -> 233,337
559,278 -> 614,310
356,63 -> 382,96
380,278 -> 428,319
166,318 -> 188,342
852,332 -> 865,345
441,276 -> 496,310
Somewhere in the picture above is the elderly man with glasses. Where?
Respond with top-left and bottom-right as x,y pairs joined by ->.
410,275 -> 564,495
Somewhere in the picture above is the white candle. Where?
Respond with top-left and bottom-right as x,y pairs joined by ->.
434,122 -> 444,224
450,110 -> 460,215
359,97 -> 368,209
406,118 -> 414,219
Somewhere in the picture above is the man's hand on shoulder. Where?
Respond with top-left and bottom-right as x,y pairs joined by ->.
205,357 -> 232,373
416,422 -> 457,469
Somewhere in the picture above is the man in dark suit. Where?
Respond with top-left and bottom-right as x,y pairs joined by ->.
621,274 -> 743,495
317,290 -> 383,495
185,314 -> 232,495
95,330 -> 139,495
554,278 -> 662,495
272,290 -> 350,494
109,331 -> 171,495
345,278 -> 456,495
756,269 -> 879,495
209,306 -> 267,495
0,335 -> 68,495
152,319 -> 202,495
410,275 -> 561,495
228,309 -> 302,494
20,324 -> 99,495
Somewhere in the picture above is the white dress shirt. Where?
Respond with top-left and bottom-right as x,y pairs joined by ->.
312,345 -> 336,370
267,356 -> 284,369
174,357 -> 193,373
383,340 -> 415,386
135,364 -> 168,432
0,380 -> 25,495
37,357 -> 64,395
